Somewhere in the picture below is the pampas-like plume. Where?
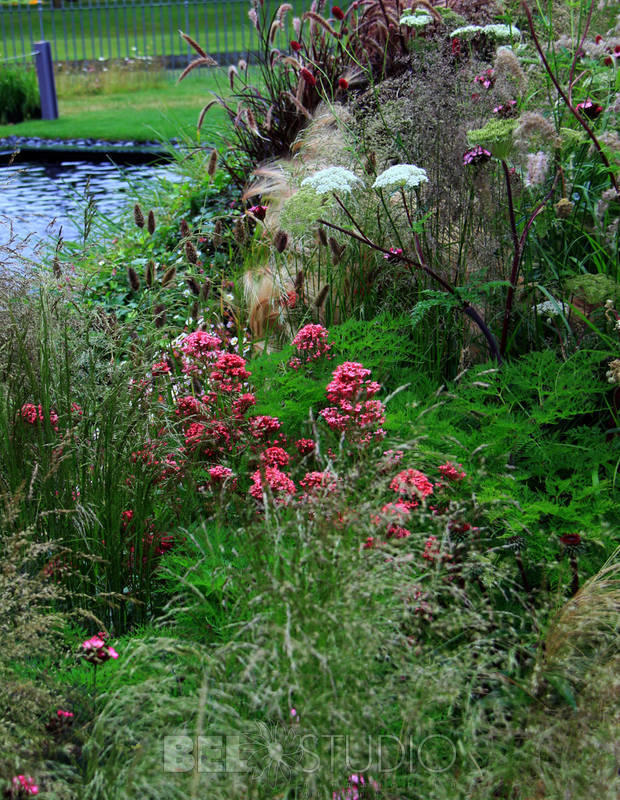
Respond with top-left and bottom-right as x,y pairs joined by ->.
197,99 -> 220,133
302,10 -> 339,38
52,256 -> 61,279
213,219 -> 223,248
145,260 -> 154,287
147,210 -> 156,235
187,276 -> 201,296
294,270 -> 304,293
317,227 -> 328,247
200,279 -> 211,301
128,267 -> 140,291
315,284 -> 329,308
153,303 -> 167,328
233,218 -> 248,244
185,241 -> 199,264
329,237 -> 346,264
161,266 -> 177,287
133,203 -> 145,229
180,219 -> 191,238
228,65 -> 239,89
207,149 -> 218,177
274,230 -> 289,252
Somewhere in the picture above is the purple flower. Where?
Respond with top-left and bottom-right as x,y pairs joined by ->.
463,146 -> 492,166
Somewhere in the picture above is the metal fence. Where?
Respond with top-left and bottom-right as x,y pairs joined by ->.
0,0 -> 273,66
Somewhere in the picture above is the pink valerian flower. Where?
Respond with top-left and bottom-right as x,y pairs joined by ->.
363,536 -> 376,549
71,402 -> 83,416
299,470 -> 338,497
390,469 -> 434,499
181,330 -> 221,361
184,422 -> 206,449
57,709 -> 74,719
20,402 -> 59,431
249,466 -> 296,505
249,415 -> 282,441
261,446 -> 291,467
210,353 -> 251,392
300,67 -> 317,86
438,462 -> 466,481
9,775 -> 39,796
386,524 -> 411,539
281,289 -> 298,309
326,362 -> 380,403
422,535 -> 452,563
151,361 -> 171,376
232,392 -> 257,417
248,204 -> 268,221
291,324 -> 332,364
463,146 -> 491,166
80,632 -> 119,665
175,395 -> 204,418
295,438 -> 316,456
372,501 -> 411,528
208,465 -> 237,489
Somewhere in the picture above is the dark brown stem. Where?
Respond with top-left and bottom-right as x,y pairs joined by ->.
499,166 -> 559,356
567,0 -> 594,104
317,217 -> 502,364
521,0 -> 619,195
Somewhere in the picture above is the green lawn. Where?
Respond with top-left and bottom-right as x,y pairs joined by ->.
0,68 -> 232,141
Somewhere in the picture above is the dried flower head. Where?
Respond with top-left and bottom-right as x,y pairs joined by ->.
147,209 -> 156,235
133,203 -> 145,228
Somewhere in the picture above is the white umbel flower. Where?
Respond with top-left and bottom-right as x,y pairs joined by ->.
400,9 -> 432,27
451,23 -> 520,40
300,166 -> 363,195
372,164 -> 429,190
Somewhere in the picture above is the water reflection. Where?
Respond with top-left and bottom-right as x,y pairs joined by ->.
0,159 -> 179,259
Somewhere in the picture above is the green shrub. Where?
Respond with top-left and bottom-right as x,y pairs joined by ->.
0,64 -> 41,124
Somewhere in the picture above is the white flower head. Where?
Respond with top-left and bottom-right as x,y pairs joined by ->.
400,9 -> 432,27
372,164 -> 429,191
482,23 -> 521,40
450,25 -> 482,38
301,166 -> 362,195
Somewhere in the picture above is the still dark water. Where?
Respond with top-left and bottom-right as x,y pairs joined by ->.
0,159 -> 179,259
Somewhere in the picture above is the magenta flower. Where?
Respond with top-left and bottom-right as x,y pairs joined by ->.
576,98 -> 603,120
9,775 -> 39,796
247,204 -> 268,221
80,632 -> 119,665
463,146 -> 491,166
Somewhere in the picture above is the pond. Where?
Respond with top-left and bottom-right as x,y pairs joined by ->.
0,157 -> 179,262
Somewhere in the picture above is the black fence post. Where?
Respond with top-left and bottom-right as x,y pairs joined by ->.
33,40 -> 59,120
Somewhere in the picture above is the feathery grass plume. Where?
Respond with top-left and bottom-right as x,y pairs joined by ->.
317,227 -> 328,247
52,255 -> 61,279
269,19 -> 281,43
186,276 -> 201,296
185,241 -> 199,264
513,111 -> 561,151
197,99 -> 220,133
233,217 -> 247,244
161,266 -> 177,287
127,267 -> 140,291
329,236 -> 346,264
238,58 -> 248,73
244,108 -> 260,137
302,10 -> 339,38
494,46 -> 527,95
276,3 -> 293,24
180,219 -> 190,238
133,203 -> 145,229
228,64 -> 239,90
364,151 -> 377,174
212,219 -> 223,248
294,270 -> 304,293
145,260 -> 154,287
147,210 -> 156,235
207,149 -> 218,177
200,279 -> 211,301
315,284 -> 329,308
153,303 -> 167,328
274,230 -> 289,252
191,301 -> 199,321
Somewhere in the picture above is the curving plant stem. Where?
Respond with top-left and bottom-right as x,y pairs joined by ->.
521,0 -> 619,196
319,195 -> 502,364
499,162 -> 559,356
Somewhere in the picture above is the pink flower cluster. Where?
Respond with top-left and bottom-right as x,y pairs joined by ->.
80,632 -> 119,665
289,324 -> 332,369
390,469 -> 434,502
320,362 -> 385,444
423,535 -> 452,563
249,466 -> 296,505
438,462 -> 466,482
333,774 -> 379,800
181,330 -> 221,361
8,775 -> 39,797
20,402 -> 59,431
